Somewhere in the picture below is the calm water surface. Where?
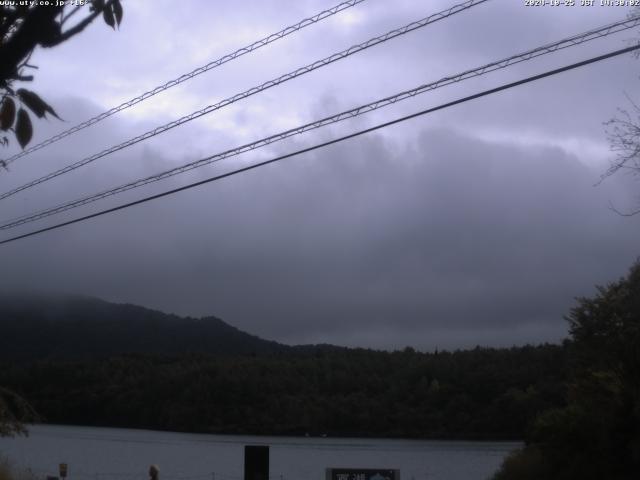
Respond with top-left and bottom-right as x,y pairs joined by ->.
0,425 -> 519,480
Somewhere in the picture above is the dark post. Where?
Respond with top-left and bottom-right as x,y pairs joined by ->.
244,445 -> 269,480
149,465 -> 159,480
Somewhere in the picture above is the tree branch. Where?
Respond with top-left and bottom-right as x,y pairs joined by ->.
0,387 -> 39,437
0,1 -> 114,83
60,5 -> 83,26
0,6 -> 63,83
608,199 -> 640,217
54,6 -> 104,45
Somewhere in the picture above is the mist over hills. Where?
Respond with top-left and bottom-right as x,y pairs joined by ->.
0,293 -> 569,439
0,294 -> 291,360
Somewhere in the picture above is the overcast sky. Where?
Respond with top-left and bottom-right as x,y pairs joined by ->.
1,0 -> 639,350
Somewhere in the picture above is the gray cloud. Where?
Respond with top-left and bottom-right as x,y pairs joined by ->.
2,115 -> 638,350
1,0 -> 639,350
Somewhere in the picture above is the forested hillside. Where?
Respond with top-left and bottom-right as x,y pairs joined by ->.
0,345 -> 567,439
0,294 -> 568,439
0,294 -> 286,359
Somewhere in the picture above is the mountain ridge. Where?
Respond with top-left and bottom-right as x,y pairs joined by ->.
0,293 -> 291,360
0,293 -> 569,440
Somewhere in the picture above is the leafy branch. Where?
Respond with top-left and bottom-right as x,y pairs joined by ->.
0,0 -> 123,151
0,387 -> 39,437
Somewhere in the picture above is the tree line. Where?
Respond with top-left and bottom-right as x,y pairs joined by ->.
0,344 -> 567,440
493,260 -> 640,480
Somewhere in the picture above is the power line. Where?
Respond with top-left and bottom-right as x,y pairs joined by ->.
2,15 -> 638,230
1,0 -> 367,167
0,0 -> 489,202
1,43 -> 637,247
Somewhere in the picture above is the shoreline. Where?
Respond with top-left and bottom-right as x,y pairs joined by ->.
17,423 -> 525,444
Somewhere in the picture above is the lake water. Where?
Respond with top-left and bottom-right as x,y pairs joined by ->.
0,425 -> 519,480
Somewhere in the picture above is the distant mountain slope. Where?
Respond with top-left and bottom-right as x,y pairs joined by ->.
0,295 -> 570,440
0,294 -> 288,360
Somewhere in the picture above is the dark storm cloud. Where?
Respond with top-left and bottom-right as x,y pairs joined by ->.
1,111 -> 638,349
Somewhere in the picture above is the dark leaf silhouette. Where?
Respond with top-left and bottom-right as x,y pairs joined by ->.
17,89 -> 60,119
113,0 -> 123,26
103,5 -> 116,29
15,109 -> 33,149
0,0 -> 123,157
90,0 -> 105,13
0,97 -> 15,131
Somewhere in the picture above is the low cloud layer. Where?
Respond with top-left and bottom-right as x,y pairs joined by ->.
1,0 -> 639,350
2,114 -> 638,350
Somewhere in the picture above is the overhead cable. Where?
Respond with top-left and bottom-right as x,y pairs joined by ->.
1,43 -> 637,246
2,15 -> 638,230
0,0 -> 489,201
1,0 -> 367,166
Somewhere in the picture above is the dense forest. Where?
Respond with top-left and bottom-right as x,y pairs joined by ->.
3,262 -> 637,480
0,345 -> 567,439
493,260 -> 640,480
0,294 -> 571,440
